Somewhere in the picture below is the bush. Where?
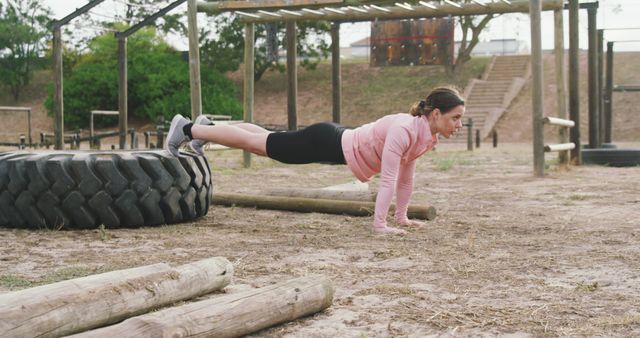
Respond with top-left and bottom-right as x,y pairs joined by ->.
46,27 -> 242,129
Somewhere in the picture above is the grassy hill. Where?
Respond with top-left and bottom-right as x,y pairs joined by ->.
236,58 -> 491,127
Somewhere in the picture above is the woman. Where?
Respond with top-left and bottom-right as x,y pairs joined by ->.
166,86 -> 465,235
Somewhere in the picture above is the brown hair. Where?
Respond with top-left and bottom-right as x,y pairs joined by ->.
409,86 -> 465,117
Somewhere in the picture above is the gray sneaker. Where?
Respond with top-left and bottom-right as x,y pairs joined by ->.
165,114 -> 191,157
189,114 -> 215,156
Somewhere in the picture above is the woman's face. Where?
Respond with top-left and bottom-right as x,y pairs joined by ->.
434,105 -> 465,138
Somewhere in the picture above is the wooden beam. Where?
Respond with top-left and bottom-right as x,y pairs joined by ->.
587,6 -> 599,148
554,8 -> 568,165
118,36 -> 128,150
243,23 -> 255,168
0,257 -> 233,338
53,26 -> 64,150
71,275 -> 334,338
52,0 -> 106,28
545,143 -> 576,152
212,192 -> 437,220
543,116 -> 575,127
198,0 -> 565,24
331,22 -> 341,124
597,29 -> 604,146
530,0 -> 545,177
286,21 -> 298,131
188,0 -> 203,119
568,0 -> 581,164
604,41 -> 613,143
201,0 -> 344,12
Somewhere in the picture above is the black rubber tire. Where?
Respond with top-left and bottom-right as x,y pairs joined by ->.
0,150 -> 212,229
582,143 -> 618,149
581,148 -> 640,167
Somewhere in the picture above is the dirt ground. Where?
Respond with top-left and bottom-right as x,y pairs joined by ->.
1,142 -> 639,337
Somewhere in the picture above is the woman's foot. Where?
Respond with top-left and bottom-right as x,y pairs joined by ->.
165,114 -> 192,157
190,115 -> 215,156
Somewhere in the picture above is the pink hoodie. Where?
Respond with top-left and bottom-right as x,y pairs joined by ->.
341,113 -> 438,229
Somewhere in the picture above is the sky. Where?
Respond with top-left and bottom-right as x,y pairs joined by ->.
43,0 -> 640,52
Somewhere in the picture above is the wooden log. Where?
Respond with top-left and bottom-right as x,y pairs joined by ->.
212,193 -> 437,220
70,275 -> 334,338
0,257 -> 233,338
265,187 -> 376,202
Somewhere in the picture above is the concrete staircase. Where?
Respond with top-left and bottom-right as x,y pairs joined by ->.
444,55 -> 530,143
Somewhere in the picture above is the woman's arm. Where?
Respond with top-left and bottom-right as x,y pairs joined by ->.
373,125 -> 411,233
394,159 -> 417,225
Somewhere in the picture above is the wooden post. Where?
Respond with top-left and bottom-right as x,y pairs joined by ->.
71,275 -> 334,338
475,129 -> 480,148
286,21 -> 298,131
0,257 -> 233,338
188,0 -> 202,119
492,130 -> 498,148
604,41 -> 613,143
530,0 -> 545,177
587,7 -> 598,149
568,0 -> 581,164
597,29 -> 604,146
466,118 -> 473,151
212,192 -> 437,221
89,112 -> 94,148
53,25 -> 64,150
331,22 -> 341,124
118,36 -> 128,150
554,9 -> 569,166
27,108 -> 32,147
243,23 -> 255,168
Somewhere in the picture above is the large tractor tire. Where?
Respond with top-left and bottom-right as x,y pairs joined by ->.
581,148 -> 640,167
0,150 -> 212,229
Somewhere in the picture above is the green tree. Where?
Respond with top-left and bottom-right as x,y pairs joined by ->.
0,0 -> 52,99
200,14 -> 331,81
450,11 -> 496,75
46,26 -> 242,129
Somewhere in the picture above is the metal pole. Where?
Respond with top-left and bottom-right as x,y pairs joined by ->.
604,41 -> 613,143
587,7 -> 598,149
554,9 -> 568,166
118,36 -> 128,150
568,0 -> 580,164
331,22 -> 341,124
187,0 -> 202,119
286,21 -> 298,131
53,26 -> 64,150
530,0 -> 545,177
243,23 -> 255,168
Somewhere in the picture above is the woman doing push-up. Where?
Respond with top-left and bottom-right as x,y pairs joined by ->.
166,86 -> 465,235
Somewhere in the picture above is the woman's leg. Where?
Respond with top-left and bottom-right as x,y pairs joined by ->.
232,123 -> 271,134
191,124 -> 269,156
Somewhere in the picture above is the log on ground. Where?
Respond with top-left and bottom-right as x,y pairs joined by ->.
212,193 -> 436,220
70,275 -> 335,338
264,187 -> 376,202
0,257 -> 233,338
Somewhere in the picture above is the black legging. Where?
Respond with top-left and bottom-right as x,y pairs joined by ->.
265,122 -> 346,164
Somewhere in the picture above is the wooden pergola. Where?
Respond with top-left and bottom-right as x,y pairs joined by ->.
188,0 -> 571,174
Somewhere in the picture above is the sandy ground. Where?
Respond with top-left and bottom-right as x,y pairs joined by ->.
1,142 -> 639,337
